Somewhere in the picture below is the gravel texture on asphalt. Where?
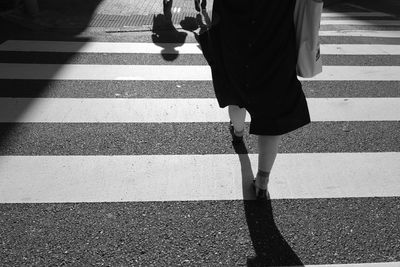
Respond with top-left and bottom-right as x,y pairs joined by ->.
1,198 -> 399,266
0,122 -> 398,155
0,80 -> 399,98
1,0 -> 399,265
1,51 -> 399,66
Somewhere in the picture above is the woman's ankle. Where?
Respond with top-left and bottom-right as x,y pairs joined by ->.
229,121 -> 244,137
233,127 -> 244,137
255,170 -> 270,189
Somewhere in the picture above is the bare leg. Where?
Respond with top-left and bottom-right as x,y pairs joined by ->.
258,135 -> 281,173
254,135 -> 281,198
228,105 -> 246,136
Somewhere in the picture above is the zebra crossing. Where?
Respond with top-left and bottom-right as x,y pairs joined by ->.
1,153 -> 399,203
0,97 -> 399,122
1,40 -> 400,54
0,7 -> 400,266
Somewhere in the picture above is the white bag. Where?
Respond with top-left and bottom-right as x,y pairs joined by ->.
294,0 -> 323,78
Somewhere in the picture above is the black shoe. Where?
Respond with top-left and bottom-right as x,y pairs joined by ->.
229,121 -> 244,144
229,121 -> 248,154
252,175 -> 270,200
252,180 -> 270,200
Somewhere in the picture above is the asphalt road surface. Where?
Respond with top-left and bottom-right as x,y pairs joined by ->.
0,1 -> 399,266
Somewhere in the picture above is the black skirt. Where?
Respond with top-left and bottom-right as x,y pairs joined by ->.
200,0 -> 311,135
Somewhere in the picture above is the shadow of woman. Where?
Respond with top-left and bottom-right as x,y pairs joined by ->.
234,143 -> 304,266
151,0 -> 187,61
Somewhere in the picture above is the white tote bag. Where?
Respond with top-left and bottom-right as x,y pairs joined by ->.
294,0 -> 323,78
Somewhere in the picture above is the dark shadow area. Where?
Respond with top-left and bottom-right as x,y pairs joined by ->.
244,199 -> 304,266
151,0 -> 188,61
154,2 -> 212,62
232,140 -> 304,266
0,0 -> 102,151
324,0 -> 400,18
180,11 -> 212,67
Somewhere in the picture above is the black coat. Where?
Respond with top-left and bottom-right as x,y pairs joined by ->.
200,0 -> 311,135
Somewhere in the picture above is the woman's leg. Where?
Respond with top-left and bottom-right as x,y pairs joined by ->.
228,105 -> 246,136
255,135 -> 281,191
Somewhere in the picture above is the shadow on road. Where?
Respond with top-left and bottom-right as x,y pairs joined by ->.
151,6 -> 187,61
324,0 -> 400,17
244,200 -> 304,266
0,0 -> 103,153
0,0 -> 397,263
233,142 -> 304,266
152,1 -> 213,62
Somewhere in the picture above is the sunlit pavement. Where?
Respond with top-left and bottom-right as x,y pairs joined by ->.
0,0 -> 399,265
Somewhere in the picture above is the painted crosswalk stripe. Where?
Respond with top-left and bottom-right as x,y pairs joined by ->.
1,64 -> 399,81
320,19 -> 400,26
321,12 -> 393,18
0,40 -> 203,54
0,152 -> 398,203
322,44 -> 400,54
1,11 -> 399,265
319,30 -> 400,38
0,98 -> 398,122
0,41 -> 396,56
1,40 -> 400,55
307,263 -> 400,267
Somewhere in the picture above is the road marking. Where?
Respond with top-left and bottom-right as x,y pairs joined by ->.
301,66 -> 400,81
320,20 -> 400,26
0,40 -> 202,54
319,30 -> 400,38
1,64 -> 399,81
0,153 -> 398,203
2,40 -> 400,55
322,12 -> 393,17
322,44 -> 400,55
0,98 -> 398,123
306,263 -> 400,267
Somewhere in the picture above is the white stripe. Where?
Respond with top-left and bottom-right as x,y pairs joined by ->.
322,12 -> 392,17
320,20 -> 400,26
0,98 -> 398,123
2,40 -> 399,55
299,66 -> 400,81
1,153 -> 399,203
306,263 -> 400,267
321,44 -> 400,55
0,64 -> 399,81
0,40 -> 202,54
319,30 -> 400,38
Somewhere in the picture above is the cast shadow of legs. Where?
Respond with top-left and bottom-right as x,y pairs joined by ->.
233,142 -> 304,266
152,0 -> 187,61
